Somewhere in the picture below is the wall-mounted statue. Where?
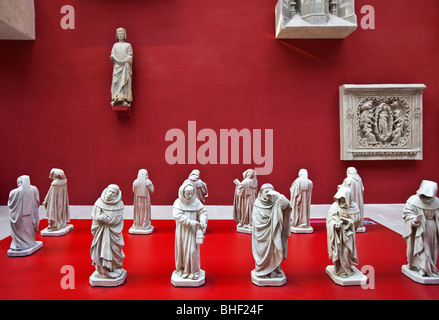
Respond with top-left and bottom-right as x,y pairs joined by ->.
233,169 -> 258,234
326,186 -> 367,286
129,169 -> 154,235
402,180 -> 439,284
40,168 -> 73,236
7,175 -> 43,257
290,169 -> 313,234
341,167 -> 365,232
185,169 -> 208,204
90,184 -> 127,286
251,184 -> 291,286
111,27 -> 133,107
275,0 -> 357,39
171,180 -> 208,287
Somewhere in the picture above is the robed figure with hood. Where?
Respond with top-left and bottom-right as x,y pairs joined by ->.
129,169 -> 154,234
251,184 -> 291,286
342,167 -> 365,232
326,186 -> 360,278
172,180 -> 208,286
8,175 -> 42,256
290,169 -> 313,233
233,168 -> 258,234
41,168 -> 72,236
90,184 -> 126,286
402,180 -> 439,283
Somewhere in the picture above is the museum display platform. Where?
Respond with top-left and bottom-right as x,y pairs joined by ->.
1,218 -> 438,300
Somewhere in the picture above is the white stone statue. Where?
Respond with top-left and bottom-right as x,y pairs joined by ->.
326,186 -> 366,286
233,168 -> 258,234
129,169 -> 154,235
7,175 -> 43,257
40,168 -> 73,236
290,169 -> 313,233
341,167 -> 365,232
111,27 -> 133,107
185,169 -> 208,204
251,184 -> 291,286
402,180 -> 439,284
171,180 -> 208,287
89,184 -> 126,286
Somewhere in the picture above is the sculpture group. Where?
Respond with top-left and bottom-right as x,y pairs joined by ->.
6,167 -> 439,287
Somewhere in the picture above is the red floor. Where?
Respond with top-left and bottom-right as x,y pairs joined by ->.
1,219 -> 438,300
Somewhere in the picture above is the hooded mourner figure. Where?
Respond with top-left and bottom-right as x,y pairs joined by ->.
252,184 -> 291,278
342,167 -> 364,230
132,169 -> 154,230
326,186 -> 359,277
185,169 -> 208,204
173,180 -> 208,280
403,180 -> 439,277
233,169 -> 258,229
43,168 -> 70,231
290,169 -> 313,229
8,175 -> 40,251
90,184 -> 125,279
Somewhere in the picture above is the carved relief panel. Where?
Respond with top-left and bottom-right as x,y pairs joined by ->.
340,84 -> 426,160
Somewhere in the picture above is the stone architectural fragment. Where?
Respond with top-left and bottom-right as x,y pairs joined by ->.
340,84 -> 426,161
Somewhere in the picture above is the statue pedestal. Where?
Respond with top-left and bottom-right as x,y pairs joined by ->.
8,241 -> 43,257
89,269 -> 127,287
401,264 -> 439,285
40,224 -> 73,237
291,226 -> 313,234
171,270 -> 205,287
129,226 -> 154,235
112,105 -> 131,116
326,265 -> 367,286
251,269 -> 286,287
236,225 -> 252,234
356,226 -> 366,233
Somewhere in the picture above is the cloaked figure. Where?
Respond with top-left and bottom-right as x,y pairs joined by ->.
402,180 -> 439,283
290,169 -> 313,233
90,184 -> 126,286
342,167 -> 365,232
251,184 -> 291,286
129,169 -> 154,234
185,169 -> 208,204
172,180 -> 208,287
41,168 -> 73,236
8,175 -> 43,256
326,186 -> 362,279
233,169 -> 258,234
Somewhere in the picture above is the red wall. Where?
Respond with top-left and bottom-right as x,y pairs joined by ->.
1,0 -> 438,206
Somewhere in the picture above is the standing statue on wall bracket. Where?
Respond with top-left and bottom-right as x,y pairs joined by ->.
402,180 -> 439,284
7,175 -> 43,257
111,27 -> 133,108
40,168 -> 73,237
290,169 -> 313,234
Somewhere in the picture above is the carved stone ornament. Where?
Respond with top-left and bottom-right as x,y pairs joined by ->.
340,84 -> 426,161
275,0 -> 357,39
